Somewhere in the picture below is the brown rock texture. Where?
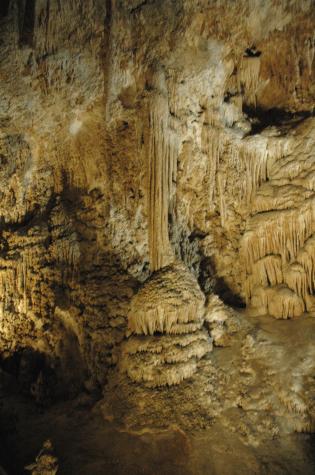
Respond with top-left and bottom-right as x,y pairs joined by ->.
0,3 -> 315,470
0,0 -> 314,380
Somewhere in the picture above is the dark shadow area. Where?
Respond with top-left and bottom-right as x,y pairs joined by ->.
1,348 -> 64,405
243,105 -> 313,134
0,348 -> 58,473
295,433 -> 315,471
168,214 -> 246,308
0,343 -> 95,474
0,0 -> 10,18
244,46 -> 261,57
19,0 -> 36,47
199,256 -> 246,308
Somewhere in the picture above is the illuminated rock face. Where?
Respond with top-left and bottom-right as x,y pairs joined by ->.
0,1 -> 314,387
240,119 -> 315,318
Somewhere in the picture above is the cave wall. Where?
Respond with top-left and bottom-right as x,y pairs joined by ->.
0,0 -> 314,384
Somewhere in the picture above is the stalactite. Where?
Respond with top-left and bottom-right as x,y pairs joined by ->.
148,89 -> 178,271
241,126 -> 315,318
252,184 -> 313,214
241,145 -> 268,204
284,263 -> 309,302
238,56 -> 261,106
267,287 -> 305,318
202,127 -> 223,212
50,234 -> 80,273
244,255 -> 283,304
240,116 -> 315,319
242,200 -> 314,273
217,170 -> 227,227
250,285 -> 305,318
238,136 -> 289,206
294,169 -> 315,191
306,34 -> 315,76
22,253 -> 28,313
296,235 -> 315,298
202,129 -> 289,219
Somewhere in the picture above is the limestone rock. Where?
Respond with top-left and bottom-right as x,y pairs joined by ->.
128,262 -> 205,335
204,294 -> 241,347
0,3 -> 314,469
121,262 -> 212,386
0,0 -> 313,386
121,330 -> 211,387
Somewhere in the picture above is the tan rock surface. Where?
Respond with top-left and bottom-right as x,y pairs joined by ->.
0,1 -> 314,473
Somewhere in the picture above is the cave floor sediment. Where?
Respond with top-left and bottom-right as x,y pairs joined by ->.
1,314 -> 315,475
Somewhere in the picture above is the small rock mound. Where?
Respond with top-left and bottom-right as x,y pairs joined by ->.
25,439 -> 58,475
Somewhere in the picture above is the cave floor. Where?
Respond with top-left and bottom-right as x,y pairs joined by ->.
2,393 -> 315,475
1,313 -> 315,475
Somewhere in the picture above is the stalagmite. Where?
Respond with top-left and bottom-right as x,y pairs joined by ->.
120,71 -> 213,387
121,330 -> 211,387
121,262 -> 212,386
128,262 -> 205,336
0,3 -> 315,471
